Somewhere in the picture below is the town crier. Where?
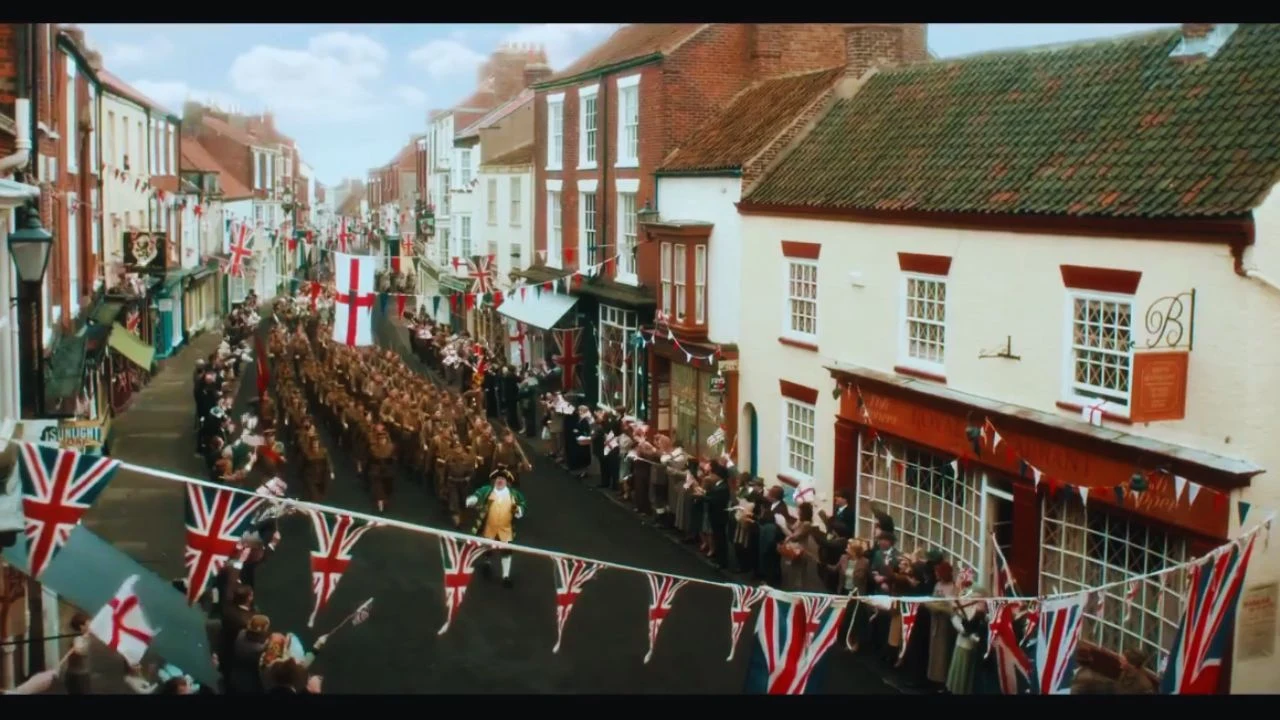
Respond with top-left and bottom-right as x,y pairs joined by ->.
465,468 -> 527,588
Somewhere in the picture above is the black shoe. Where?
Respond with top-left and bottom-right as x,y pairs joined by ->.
502,578 -> 513,589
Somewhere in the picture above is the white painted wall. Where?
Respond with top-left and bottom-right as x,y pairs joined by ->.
100,93 -> 153,279
655,176 -> 743,345
179,196 -> 198,270
737,204 -> 1280,693
477,166 -> 533,282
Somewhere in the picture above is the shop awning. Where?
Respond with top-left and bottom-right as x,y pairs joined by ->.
92,301 -> 124,327
497,290 -> 579,331
438,273 -> 473,294
108,323 -> 155,370
2,525 -> 218,688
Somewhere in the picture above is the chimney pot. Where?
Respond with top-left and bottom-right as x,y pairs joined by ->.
1182,23 -> 1214,39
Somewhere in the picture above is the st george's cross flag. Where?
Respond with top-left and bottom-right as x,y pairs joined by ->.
1035,592 -> 1087,694
643,573 -> 689,664
438,537 -> 486,635
552,558 -> 602,653
182,485 -> 266,605
16,442 -> 121,579
1162,532 -> 1258,694
306,511 -> 377,627
332,252 -> 377,347
744,592 -> 847,694
89,574 -> 158,666
726,585 -> 768,662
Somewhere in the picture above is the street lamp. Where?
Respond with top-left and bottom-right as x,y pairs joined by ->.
8,205 -> 53,418
281,186 -> 296,214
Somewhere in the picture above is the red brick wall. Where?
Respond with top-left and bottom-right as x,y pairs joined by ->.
0,24 -> 17,148
193,128 -> 253,201
843,24 -> 928,78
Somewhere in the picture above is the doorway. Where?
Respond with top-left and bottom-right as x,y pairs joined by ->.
741,402 -> 758,478
982,478 -> 1016,594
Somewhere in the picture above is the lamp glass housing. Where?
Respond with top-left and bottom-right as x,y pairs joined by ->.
8,212 -> 54,283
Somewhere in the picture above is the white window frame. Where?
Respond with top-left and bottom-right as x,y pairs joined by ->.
253,151 -> 262,190
460,149 -> 473,186
67,192 -> 79,318
615,178 -> 640,284
695,244 -> 707,325
546,179 -> 563,269
509,176 -> 522,227
615,74 -> 640,168
578,84 -> 599,170
87,84 -> 97,175
673,246 -> 687,322
1062,290 -> 1134,414
578,179 -> 598,272
90,188 -> 100,256
167,122 -> 176,176
899,271 -> 948,375
65,58 -> 77,174
546,93 -> 565,171
268,154 -> 276,190
781,397 -> 817,482
486,178 -> 498,225
148,118 -> 157,176
598,304 -> 638,412
660,242 -> 673,317
459,214 -> 472,259
782,259 -> 818,344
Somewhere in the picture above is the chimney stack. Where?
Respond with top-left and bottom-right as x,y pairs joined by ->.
524,62 -> 552,89
1170,23 -> 1238,61
1182,23 -> 1214,39
183,101 -> 204,127
842,24 -> 907,80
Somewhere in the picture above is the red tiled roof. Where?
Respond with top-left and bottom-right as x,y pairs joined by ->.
745,25 -> 1280,218
545,24 -> 707,84
482,142 -> 534,167
457,89 -> 535,140
388,140 -> 417,170
659,67 -> 841,173
180,138 -> 253,200
98,69 -> 176,117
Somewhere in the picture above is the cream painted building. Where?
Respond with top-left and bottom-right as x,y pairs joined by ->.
734,23 -> 1280,693
99,76 -> 162,284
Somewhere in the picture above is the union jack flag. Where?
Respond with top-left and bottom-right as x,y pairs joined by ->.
125,309 -> 141,334
16,442 -> 121,579
551,558 -> 602,653
228,222 -> 253,278
552,327 -> 584,392
1161,533 -> 1258,694
745,593 -> 847,694
466,255 -> 496,294
1035,593 -> 1087,695
182,485 -> 266,606
437,537 -> 486,635
988,600 -> 1035,694
306,511 -> 378,627
795,595 -> 846,692
896,600 -> 920,660
643,573 -> 688,664
726,585 -> 768,661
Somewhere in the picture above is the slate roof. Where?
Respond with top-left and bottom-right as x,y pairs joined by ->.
457,89 -> 535,140
659,67 -> 842,173
745,25 -> 1280,218
543,24 -> 707,85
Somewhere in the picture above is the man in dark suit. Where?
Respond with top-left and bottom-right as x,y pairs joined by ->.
217,547 -> 256,688
705,461 -> 732,569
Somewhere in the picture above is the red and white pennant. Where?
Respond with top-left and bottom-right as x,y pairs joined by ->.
551,558 -> 602,653
643,573 -> 688,664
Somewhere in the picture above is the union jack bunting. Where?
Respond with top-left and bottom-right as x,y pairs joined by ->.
1035,593 -> 1087,695
552,327 -> 584,392
437,537 -> 486,635
551,558 -> 602,653
16,442 -> 121,579
795,595 -> 846,693
183,485 -> 266,606
744,593 -> 846,694
988,601 -> 1035,694
643,573 -> 689,664
306,511 -> 378,627
466,255 -> 496,294
726,585 -> 768,661
1161,533 -> 1258,694
896,600 -> 919,660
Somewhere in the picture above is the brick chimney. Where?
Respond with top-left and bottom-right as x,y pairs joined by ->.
1182,23 -> 1214,39
523,62 -> 552,89
837,24 -> 927,98
183,101 -> 205,128
1170,23 -> 1239,62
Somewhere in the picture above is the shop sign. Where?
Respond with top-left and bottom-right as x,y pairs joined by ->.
158,298 -> 174,312
57,420 -> 108,452
718,359 -> 739,373
709,374 -> 727,397
837,381 -> 1228,538
123,231 -> 168,274
1238,582 -> 1278,662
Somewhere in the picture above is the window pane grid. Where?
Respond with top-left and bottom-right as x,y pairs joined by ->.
1071,296 -> 1133,406
509,177 -> 521,226
660,242 -> 672,316
1039,496 -> 1186,673
549,103 -> 564,167
905,276 -> 946,365
695,245 -> 706,324
599,306 -> 637,410
674,248 -> 687,321
583,96 -> 597,165
622,87 -> 639,162
783,400 -> 816,478
787,261 -> 817,337
487,179 -> 497,224
582,192 -> 596,266
549,191 -> 562,261
620,192 -> 637,275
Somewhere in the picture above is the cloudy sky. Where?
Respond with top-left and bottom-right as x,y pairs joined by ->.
79,23 -> 1173,187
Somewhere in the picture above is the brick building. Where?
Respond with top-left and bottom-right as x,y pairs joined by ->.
525,23 -> 916,409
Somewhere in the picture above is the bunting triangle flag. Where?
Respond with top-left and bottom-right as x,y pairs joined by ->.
1078,485 -> 1089,507
1174,475 -> 1188,503
15,443 -> 122,579
1238,501 -> 1252,526
726,585 -> 768,662
643,573 -> 689,663
306,512 -> 377,627
1187,481 -> 1203,506
897,600 -> 920,660
551,558 -> 602,653
437,537 -> 486,635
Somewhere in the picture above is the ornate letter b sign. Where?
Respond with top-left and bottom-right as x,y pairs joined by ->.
124,231 -> 167,274
1143,289 -> 1196,351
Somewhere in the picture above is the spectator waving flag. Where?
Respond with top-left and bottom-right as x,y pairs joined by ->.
643,573 -> 688,664
89,574 -> 158,666
332,252 -> 377,347
988,601 -> 1035,694
551,558 -> 602,653
17,442 -> 121,579
1162,533 -> 1258,694
306,512 -> 377,628
726,585 -> 768,661
182,485 -> 266,606
437,537 -> 485,635
1035,593 -> 1087,695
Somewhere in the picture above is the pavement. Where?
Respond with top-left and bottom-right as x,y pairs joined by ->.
76,309 -> 900,694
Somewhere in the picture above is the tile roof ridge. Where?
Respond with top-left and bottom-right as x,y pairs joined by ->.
742,70 -> 845,173
940,25 -> 1178,63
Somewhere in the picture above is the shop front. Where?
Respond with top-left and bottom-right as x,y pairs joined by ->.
827,360 -> 1258,686
182,265 -> 218,338
496,289 -> 579,379
154,269 -> 191,359
571,280 -> 655,410
646,333 -> 737,452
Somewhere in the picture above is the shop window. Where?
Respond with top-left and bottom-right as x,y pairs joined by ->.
598,304 -> 638,411
901,273 -> 947,372
1068,294 -> 1133,409
782,398 -> 816,480
1039,496 -> 1187,673
855,437 -> 983,571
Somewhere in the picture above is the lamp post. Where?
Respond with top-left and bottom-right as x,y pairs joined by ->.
8,204 -> 53,419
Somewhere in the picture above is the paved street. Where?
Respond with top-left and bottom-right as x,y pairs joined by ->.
84,312 -> 896,694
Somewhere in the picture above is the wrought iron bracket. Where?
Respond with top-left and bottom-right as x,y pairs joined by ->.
1143,289 -> 1196,351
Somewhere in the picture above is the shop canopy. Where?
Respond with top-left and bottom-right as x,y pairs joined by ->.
497,291 -> 579,331
108,323 -> 155,371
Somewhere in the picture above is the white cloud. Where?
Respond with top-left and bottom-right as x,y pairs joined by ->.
407,39 -> 486,80
228,32 -> 389,123
395,85 -> 428,107
102,35 -> 175,69
130,80 -> 241,116
502,24 -> 621,70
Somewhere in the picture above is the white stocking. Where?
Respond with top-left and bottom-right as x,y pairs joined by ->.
500,554 -> 512,579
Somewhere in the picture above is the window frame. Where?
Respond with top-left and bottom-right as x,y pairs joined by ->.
898,271 -> 949,376
546,180 -> 563,270
66,191 -> 79,317
1062,289 -> 1135,414
509,176 -> 522,227
782,259 -> 819,345
615,178 -> 639,284
546,93 -> 565,171
780,397 -> 817,483
578,84 -> 599,170
673,246 -> 687,323
615,74 -> 640,168
460,148 -> 473,187
579,182 -> 597,271
459,214 -> 472,258
598,304 -> 638,412
694,244 -> 707,325
65,57 -> 77,174
660,241 -> 673,318
87,84 -> 97,175
486,178 -> 498,225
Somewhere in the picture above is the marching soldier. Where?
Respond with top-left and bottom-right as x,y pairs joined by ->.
490,428 -> 532,487
470,422 -> 496,490
301,429 -> 333,502
443,438 -> 475,528
366,423 -> 396,514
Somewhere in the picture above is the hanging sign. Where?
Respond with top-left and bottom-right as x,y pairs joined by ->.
124,231 -> 168,274
709,375 -> 727,397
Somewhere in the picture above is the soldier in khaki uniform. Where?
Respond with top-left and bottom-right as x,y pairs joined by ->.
443,438 -> 475,528
366,423 -> 396,514
301,429 -> 333,501
470,423 -> 496,490
490,428 -> 532,487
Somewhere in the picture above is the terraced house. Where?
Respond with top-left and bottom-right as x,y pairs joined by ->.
734,22 -> 1280,692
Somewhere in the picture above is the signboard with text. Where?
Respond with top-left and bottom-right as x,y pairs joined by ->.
123,231 -> 168,274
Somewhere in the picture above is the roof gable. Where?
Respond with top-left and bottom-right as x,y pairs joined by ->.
457,89 -> 535,140
543,24 -> 707,85
98,69 -> 176,117
746,24 -> 1280,219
